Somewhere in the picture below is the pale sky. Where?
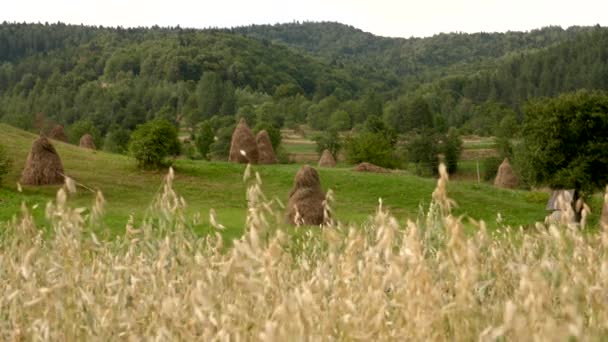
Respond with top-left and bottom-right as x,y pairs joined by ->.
3,0 -> 608,38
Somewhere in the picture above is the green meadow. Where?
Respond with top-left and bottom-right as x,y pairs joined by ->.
1,123 -> 602,239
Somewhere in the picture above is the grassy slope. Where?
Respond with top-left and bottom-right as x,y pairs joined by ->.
2,123 -> 598,239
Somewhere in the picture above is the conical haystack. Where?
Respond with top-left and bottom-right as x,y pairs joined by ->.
353,162 -> 389,173
79,134 -> 96,150
256,130 -> 277,164
494,158 -> 518,188
49,124 -> 68,142
229,119 -> 258,164
318,149 -> 336,168
287,165 -> 327,225
601,186 -> 608,230
20,136 -> 64,185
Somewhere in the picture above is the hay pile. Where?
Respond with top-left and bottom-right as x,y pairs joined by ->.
20,136 -> 64,185
287,165 -> 327,225
229,119 -> 258,164
49,124 -> 68,142
256,130 -> 277,164
494,158 -> 518,188
79,134 -> 96,150
318,149 -> 336,168
353,162 -> 389,173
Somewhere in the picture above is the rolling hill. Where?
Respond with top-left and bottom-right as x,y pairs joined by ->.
1,123 -> 595,238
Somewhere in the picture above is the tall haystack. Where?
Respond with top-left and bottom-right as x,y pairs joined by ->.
229,119 -> 258,164
353,162 -> 389,173
318,149 -> 336,168
287,165 -> 327,226
20,136 -> 64,185
494,158 -> 518,188
79,134 -> 96,150
256,130 -> 277,164
49,124 -> 68,142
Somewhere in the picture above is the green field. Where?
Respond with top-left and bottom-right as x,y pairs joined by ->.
1,124 -> 602,239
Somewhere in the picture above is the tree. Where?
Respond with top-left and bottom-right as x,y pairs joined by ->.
408,129 -> 440,177
128,119 -> 180,169
0,143 -> 12,185
312,129 -> 341,159
443,128 -> 463,174
344,132 -> 397,169
103,127 -> 131,154
68,119 -> 102,147
517,90 -> 608,194
195,121 -> 215,160
329,109 -> 351,131
254,122 -> 281,150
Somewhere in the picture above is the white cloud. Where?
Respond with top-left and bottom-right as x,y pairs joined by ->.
3,0 -> 607,37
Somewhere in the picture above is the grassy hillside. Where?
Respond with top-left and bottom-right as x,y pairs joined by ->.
1,124 -> 601,239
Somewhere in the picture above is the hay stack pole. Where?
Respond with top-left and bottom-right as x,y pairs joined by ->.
318,149 -> 336,168
256,130 -> 277,164
287,165 -> 327,226
20,136 -> 65,185
601,186 -> 608,231
79,134 -> 96,150
49,124 -> 68,143
229,119 -> 259,164
494,158 -> 518,189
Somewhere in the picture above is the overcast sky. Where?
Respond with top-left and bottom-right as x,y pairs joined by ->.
4,0 -> 608,38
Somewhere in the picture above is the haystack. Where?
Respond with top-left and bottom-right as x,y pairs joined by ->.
79,134 -> 96,150
318,149 -> 336,168
229,119 -> 258,164
287,165 -> 327,225
49,124 -> 68,142
353,162 -> 389,173
256,130 -> 277,164
494,158 -> 518,189
20,136 -> 64,185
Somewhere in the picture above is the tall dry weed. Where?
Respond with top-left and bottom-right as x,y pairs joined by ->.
1,164 -> 608,340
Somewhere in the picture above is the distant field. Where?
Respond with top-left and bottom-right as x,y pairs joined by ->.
1,124 -> 602,240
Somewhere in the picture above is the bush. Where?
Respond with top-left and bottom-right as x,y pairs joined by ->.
443,128 -> 463,174
312,129 -> 341,159
483,157 -> 502,181
209,124 -> 235,160
344,132 -> 397,168
195,121 -> 215,160
68,119 -> 102,147
0,143 -> 11,184
128,119 -> 180,169
408,130 -> 439,177
103,127 -> 131,154
253,122 -> 281,150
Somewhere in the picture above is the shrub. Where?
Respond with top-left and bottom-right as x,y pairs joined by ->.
68,120 -> 102,147
103,127 -> 131,154
128,119 -> 180,168
195,121 -> 215,160
253,122 -> 281,150
443,128 -> 463,174
344,132 -> 397,168
209,124 -> 235,160
312,129 -> 341,159
483,156 -> 502,181
408,130 -> 439,176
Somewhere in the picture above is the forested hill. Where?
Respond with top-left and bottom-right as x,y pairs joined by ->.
231,22 -> 597,82
0,21 -> 607,154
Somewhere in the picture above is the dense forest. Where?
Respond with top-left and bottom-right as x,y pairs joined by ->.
0,21 -> 607,155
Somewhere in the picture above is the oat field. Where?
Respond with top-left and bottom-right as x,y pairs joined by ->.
2,165 -> 608,340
